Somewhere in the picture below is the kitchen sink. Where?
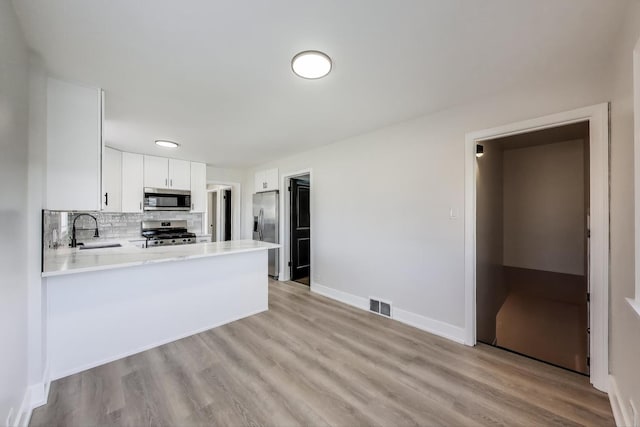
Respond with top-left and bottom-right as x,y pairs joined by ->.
78,243 -> 122,250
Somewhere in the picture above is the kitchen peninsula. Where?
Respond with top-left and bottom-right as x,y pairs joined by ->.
42,240 -> 279,380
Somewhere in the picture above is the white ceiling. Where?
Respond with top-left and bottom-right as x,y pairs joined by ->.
12,0 -> 630,167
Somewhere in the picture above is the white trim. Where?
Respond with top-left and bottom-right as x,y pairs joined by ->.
311,282 -> 368,310
51,307 -> 267,381
464,103 -> 610,392
279,168 -> 313,282
627,297 -> 640,319
311,282 -> 466,344
206,179 -> 242,240
633,36 -> 640,308
609,375 -> 632,427
393,308 -> 466,344
14,388 -> 30,427
14,365 -> 50,427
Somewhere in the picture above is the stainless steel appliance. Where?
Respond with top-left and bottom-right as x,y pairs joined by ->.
253,191 -> 279,277
141,220 -> 196,247
143,188 -> 191,211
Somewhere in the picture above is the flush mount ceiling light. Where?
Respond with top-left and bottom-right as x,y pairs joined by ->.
291,50 -> 332,79
155,140 -> 180,148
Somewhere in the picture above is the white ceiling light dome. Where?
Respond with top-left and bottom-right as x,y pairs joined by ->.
291,50 -> 332,79
155,140 -> 180,148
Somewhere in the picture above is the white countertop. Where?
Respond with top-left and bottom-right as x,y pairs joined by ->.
43,239 -> 280,278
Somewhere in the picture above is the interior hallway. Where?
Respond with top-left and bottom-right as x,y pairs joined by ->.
31,280 -> 613,426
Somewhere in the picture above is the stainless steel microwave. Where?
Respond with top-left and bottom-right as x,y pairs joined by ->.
143,188 -> 191,211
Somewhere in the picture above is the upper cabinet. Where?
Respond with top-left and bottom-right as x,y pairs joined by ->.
46,78 -> 103,211
143,155 -> 169,189
121,152 -> 144,212
169,159 -> 191,190
254,168 -> 279,193
102,147 -> 122,212
143,155 -> 191,190
190,162 -> 207,212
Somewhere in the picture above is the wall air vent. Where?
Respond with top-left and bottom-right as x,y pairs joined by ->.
369,297 -> 392,318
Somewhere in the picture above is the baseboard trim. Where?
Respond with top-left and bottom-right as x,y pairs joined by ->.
51,307 -> 268,381
311,282 -> 369,310
609,375 -> 631,427
393,307 -> 466,344
14,365 -> 51,427
15,387 -> 30,427
310,282 -> 465,344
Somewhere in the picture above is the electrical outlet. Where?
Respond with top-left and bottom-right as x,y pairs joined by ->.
6,407 -> 15,427
631,400 -> 638,427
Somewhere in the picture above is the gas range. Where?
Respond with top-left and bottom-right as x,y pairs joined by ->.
141,220 -> 196,247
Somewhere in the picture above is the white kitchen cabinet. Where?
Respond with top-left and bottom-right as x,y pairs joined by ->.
169,159 -> 191,190
122,152 -> 144,212
254,168 -> 279,193
143,155 -> 169,189
143,155 -> 191,190
46,78 -> 103,211
190,162 -> 207,212
102,147 -> 122,212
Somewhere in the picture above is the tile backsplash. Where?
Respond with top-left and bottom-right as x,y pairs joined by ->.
44,210 -> 204,249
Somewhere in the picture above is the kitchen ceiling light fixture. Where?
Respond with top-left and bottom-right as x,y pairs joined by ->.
291,50 -> 332,79
155,140 -> 180,148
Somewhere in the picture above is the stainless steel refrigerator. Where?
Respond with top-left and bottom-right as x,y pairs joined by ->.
253,190 -> 279,277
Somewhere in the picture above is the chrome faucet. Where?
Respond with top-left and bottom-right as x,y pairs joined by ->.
70,213 -> 99,248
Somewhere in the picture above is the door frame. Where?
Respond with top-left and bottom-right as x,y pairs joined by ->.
279,168 -> 313,282
206,180 -> 242,240
464,103 -> 609,392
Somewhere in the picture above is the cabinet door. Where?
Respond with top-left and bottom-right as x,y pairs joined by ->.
46,78 -> 102,211
102,147 -> 122,212
122,152 -> 144,212
255,170 -> 266,192
169,158 -> 191,190
264,168 -> 279,191
190,162 -> 207,212
144,155 -> 169,189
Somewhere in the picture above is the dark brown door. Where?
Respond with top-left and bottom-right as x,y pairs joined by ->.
290,178 -> 310,282
223,189 -> 232,241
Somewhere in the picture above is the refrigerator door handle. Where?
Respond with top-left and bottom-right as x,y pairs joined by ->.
259,208 -> 264,240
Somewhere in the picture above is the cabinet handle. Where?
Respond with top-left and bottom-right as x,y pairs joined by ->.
170,179 -> 173,187
165,178 -> 168,187
139,201 -> 142,211
104,192 -> 108,206
192,203 -> 194,210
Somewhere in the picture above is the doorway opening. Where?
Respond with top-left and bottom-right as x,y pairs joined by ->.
290,174 -> 310,285
207,184 -> 233,242
475,121 -> 590,375
280,170 -> 312,285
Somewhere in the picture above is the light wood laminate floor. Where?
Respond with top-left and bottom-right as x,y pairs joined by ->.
31,280 -> 614,427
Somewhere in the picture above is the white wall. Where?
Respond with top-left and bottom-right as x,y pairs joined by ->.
503,140 -> 585,275
608,2 -> 640,420
242,71 -> 609,331
0,0 -> 30,423
26,55 -> 48,402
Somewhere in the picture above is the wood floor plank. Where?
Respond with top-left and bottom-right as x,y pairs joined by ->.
30,279 -> 614,426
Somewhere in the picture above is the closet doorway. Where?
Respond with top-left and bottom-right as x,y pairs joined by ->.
475,122 -> 590,374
